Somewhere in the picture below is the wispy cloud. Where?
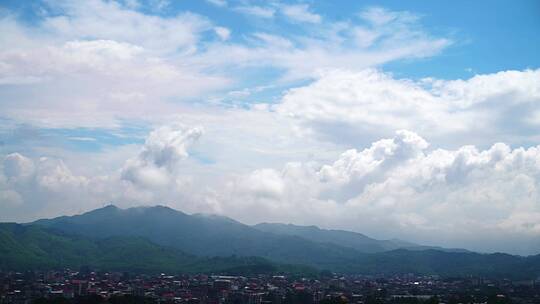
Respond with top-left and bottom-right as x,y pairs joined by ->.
234,5 -> 276,18
206,0 -> 227,7
191,6 -> 451,81
280,4 -> 321,23
68,137 -> 97,142
214,26 -> 231,41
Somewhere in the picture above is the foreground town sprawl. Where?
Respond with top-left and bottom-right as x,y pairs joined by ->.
1,270 -> 539,304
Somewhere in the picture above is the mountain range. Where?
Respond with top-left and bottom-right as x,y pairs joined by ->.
253,222 -> 469,254
0,221 -> 313,275
1,205 -> 539,279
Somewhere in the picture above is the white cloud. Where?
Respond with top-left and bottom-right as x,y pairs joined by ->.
359,6 -> 417,26
121,123 -> 203,188
235,169 -> 285,199
3,153 -> 35,182
0,38 -> 230,128
214,26 -> 231,41
0,124 -> 209,221
0,190 -> 23,207
41,0 -> 209,54
68,137 -> 97,142
192,7 -> 450,81
233,5 -> 276,18
34,157 -> 89,193
1,154 -> 100,221
123,0 -> 141,9
139,124 -> 203,167
0,2 -> 450,128
276,68 -> 540,148
280,4 -> 321,23
0,0 -> 234,128
148,0 -> 170,11
219,131 -> 540,254
353,27 -> 380,48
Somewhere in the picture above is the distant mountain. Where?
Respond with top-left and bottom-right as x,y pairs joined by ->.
0,223 -> 313,275
349,249 -> 540,280
21,205 -> 540,279
254,223 -> 388,253
254,223 -> 470,253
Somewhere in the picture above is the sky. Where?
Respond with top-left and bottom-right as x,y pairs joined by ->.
0,0 -> 540,255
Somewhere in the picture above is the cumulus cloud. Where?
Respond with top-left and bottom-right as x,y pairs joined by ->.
3,153 -> 35,182
219,131 -> 540,254
276,68 -> 540,148
121,124 -> 203,188
0,123 -> 208,221
0,153 -> 97,220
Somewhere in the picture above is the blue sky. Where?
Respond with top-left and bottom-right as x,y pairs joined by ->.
1,0 -> 538,153
4,0 -> 539,79
0,0 -> 540,255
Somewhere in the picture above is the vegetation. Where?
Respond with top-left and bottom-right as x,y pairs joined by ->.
2,205 -> 540,279
0,223 -> 313,275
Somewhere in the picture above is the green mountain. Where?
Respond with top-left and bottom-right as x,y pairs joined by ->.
0,223 -> 312,275
350,249 -> 540,280
254,223 -> 389,253
254,223 -> 470,253
32,205 -> 362,268
13,205 -> 540,279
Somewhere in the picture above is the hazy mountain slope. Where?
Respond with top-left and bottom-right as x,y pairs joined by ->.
26,205 -> 540,279
254,223 -> 390,253
254,223 -> 469,253
349,249 -> 540,280
31,205 -> 363,268
3,221 -> 540,279
0,223 -> 314,274
0,222 -> 195,271
3,205 -> 540,279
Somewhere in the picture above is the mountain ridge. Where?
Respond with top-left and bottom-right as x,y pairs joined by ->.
254,222 -> 471,254
31,205 -> 363,269
0,222 -> 313,275
13,204 -> 540,279
33,204 -> 465,254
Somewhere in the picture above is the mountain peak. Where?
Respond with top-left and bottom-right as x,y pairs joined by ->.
83,204 -> 120,215
132,204 -> 187,216
193,212 -> 239,224
102,204 -> 119,210
92,204 -> 183,214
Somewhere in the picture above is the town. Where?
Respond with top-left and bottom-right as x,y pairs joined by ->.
1,270 -> 538,304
